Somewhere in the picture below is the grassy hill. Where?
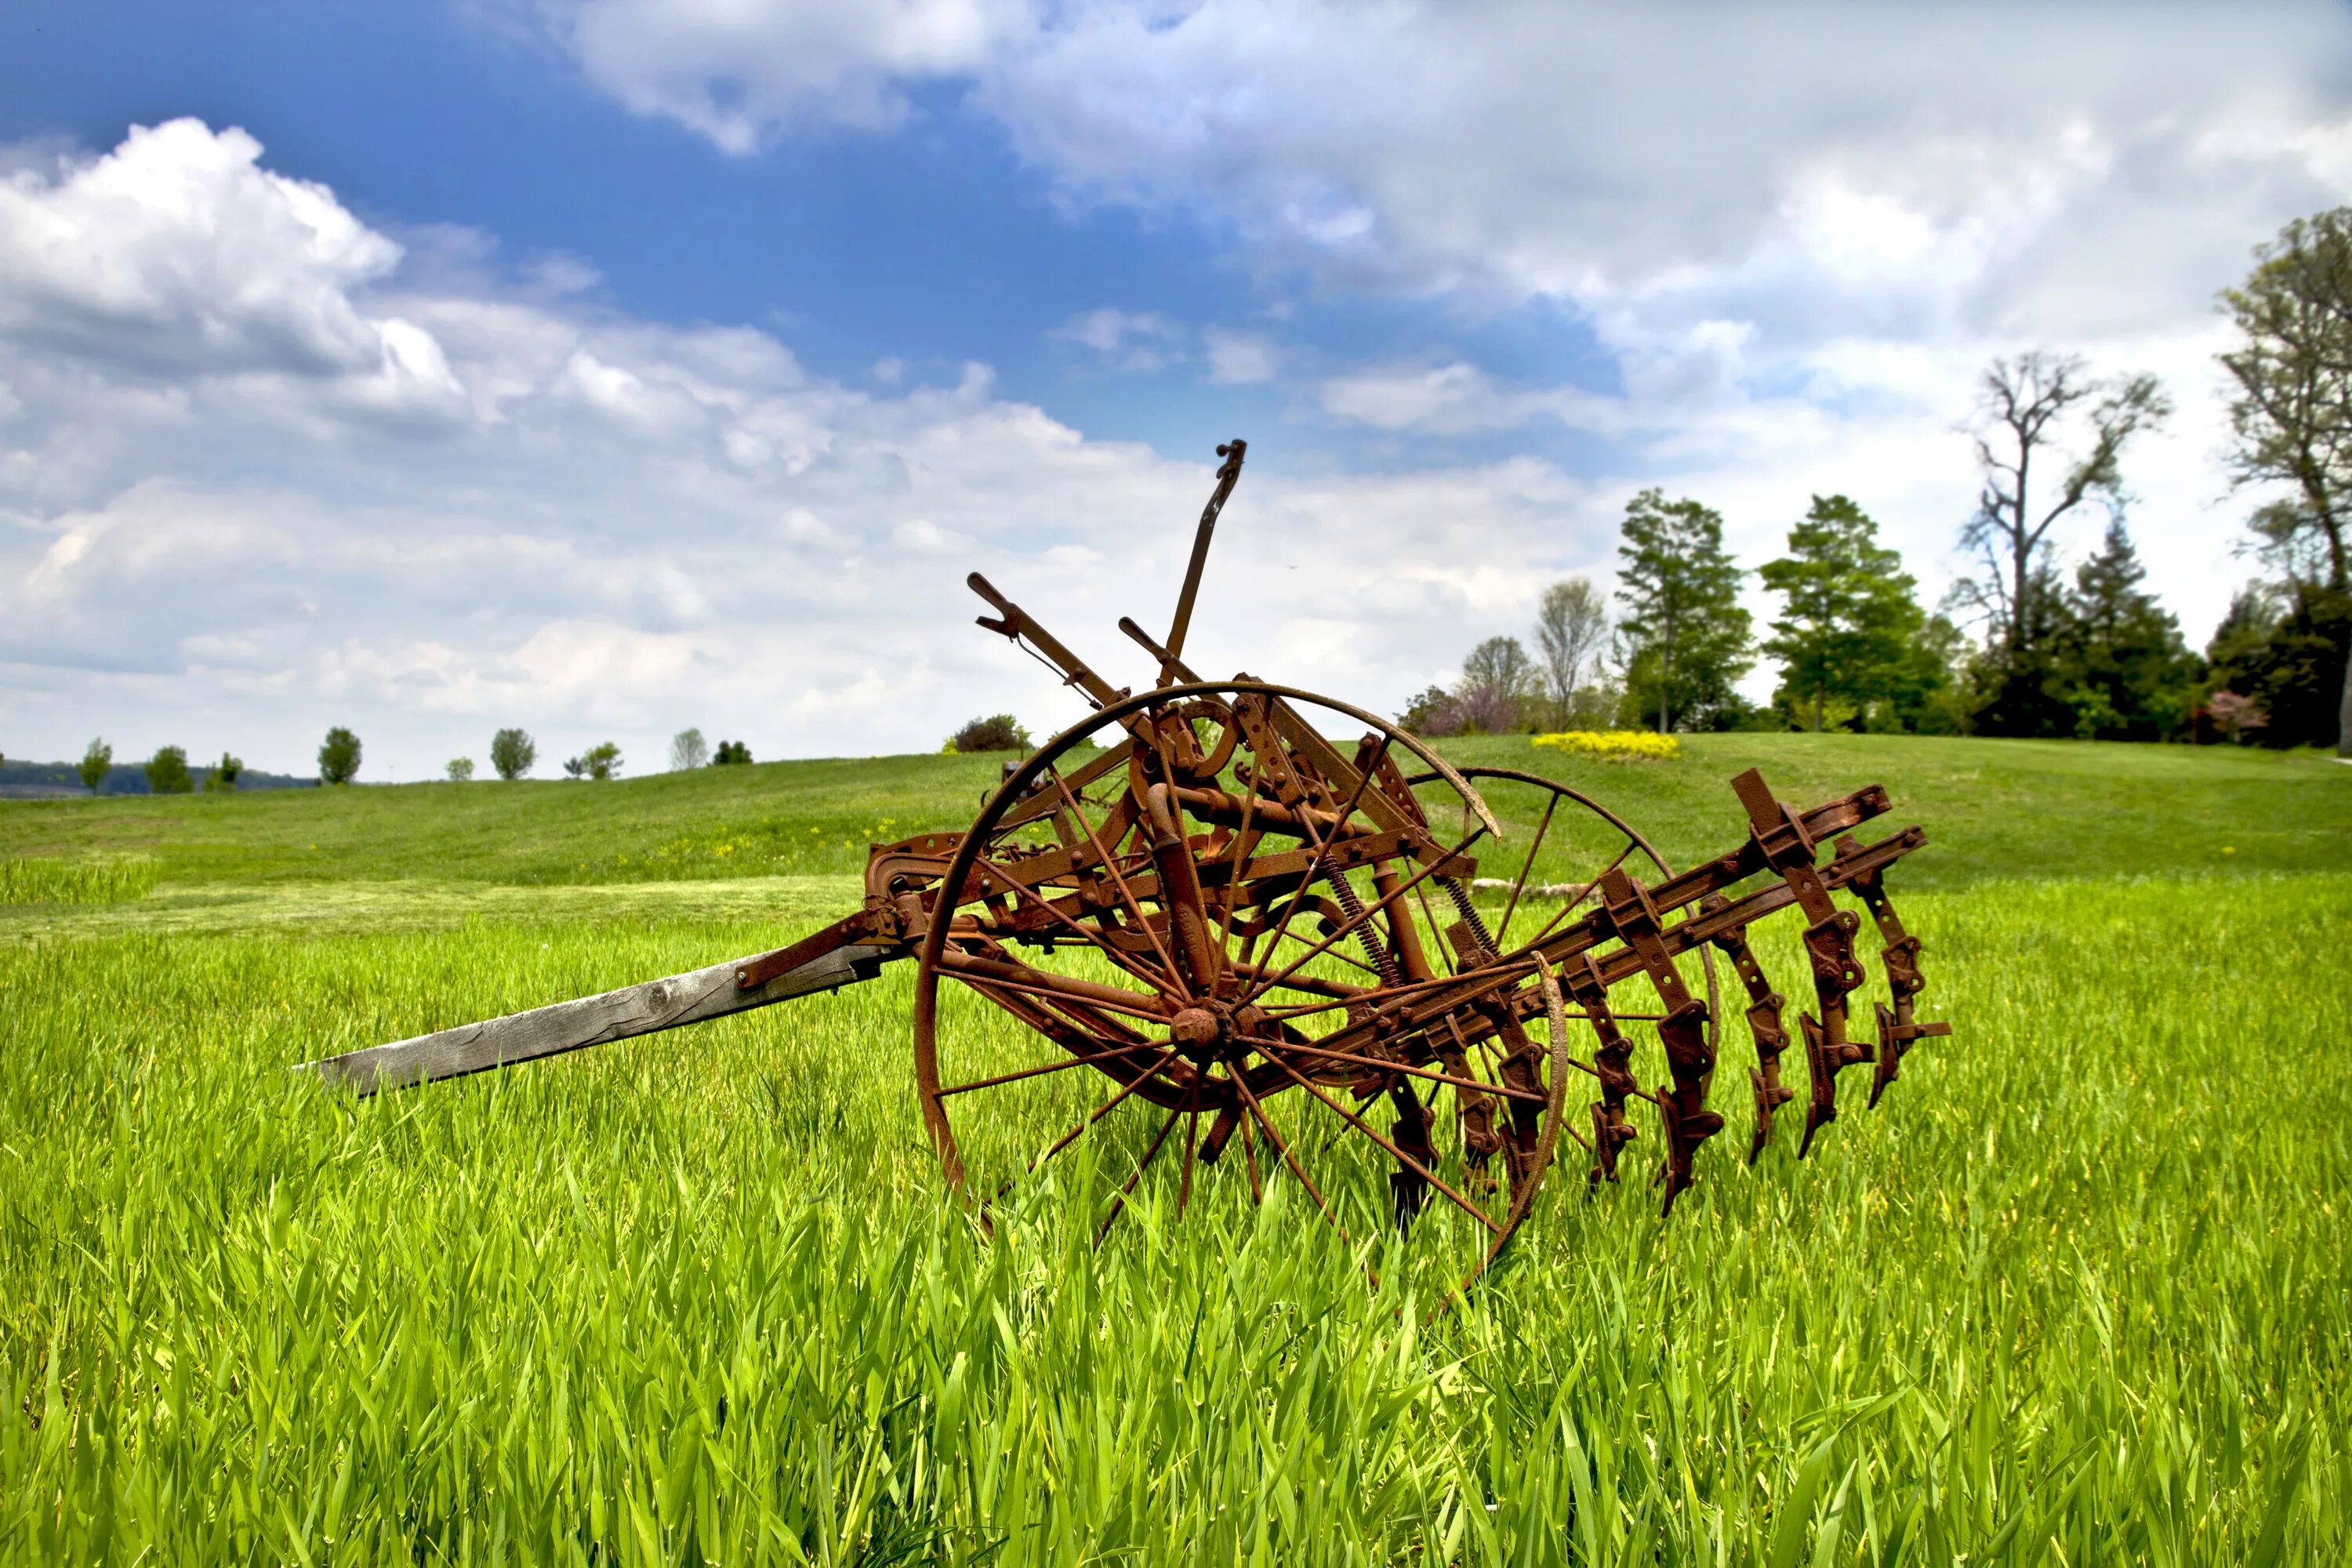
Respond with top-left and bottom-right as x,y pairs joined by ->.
4,733 -> 2345,899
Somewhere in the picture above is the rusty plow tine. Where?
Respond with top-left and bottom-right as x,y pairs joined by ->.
1830,833 -> 1952,1111
1699,894 -> 1795,1166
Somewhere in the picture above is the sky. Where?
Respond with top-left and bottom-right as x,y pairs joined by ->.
5,1 -> 2351,779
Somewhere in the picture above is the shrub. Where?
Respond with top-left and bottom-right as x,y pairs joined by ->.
318,727 -> 362,786
201,752 -> 242,793
489,728 -> 535,781
712,740 -> 752,766
569,742 -> 621,782
951,714 -> 1031,753
144,746 -> 193,794
1531,729 -> 1682,763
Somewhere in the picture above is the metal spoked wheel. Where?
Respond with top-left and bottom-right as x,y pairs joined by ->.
909,682 -> 1572,1296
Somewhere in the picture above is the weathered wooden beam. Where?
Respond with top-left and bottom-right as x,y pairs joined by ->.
300,944 -> 891,1096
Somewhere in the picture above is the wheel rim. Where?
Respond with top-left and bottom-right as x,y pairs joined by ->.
911,682 -> 1562,1294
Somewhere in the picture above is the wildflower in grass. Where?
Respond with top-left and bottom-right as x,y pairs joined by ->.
1531,729 -> 1682,762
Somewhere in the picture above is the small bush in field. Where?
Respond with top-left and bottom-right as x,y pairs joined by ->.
950,714 -> 1031,753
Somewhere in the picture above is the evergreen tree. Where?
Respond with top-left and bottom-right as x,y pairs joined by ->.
2054,522 -> 2197,740
1757,495 -> 1926,731
1969,560 -> 2079,737
1614,489 -> 1751,732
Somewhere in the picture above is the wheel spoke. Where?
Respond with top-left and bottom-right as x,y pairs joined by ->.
1236,815 -> 1487,1010
1049,764 -> 1189,994
1260,1049 -> 1507,1238
1230,1067 -> 1343,1232
1238,1111 -> 1265,1203
974,854 -> 1189,1006
1097,1087 -> 1189,1243
1494,792 -> 1559,951
1507,837 -> 1639,955
1258,1038 -> 1548,1103
938,1035 -> 1173,1098
1213,767 -> 1264,952
1236,735 -> 1396,1004
1015,1046 -> 1187,1184
1414,884 -> 1459,978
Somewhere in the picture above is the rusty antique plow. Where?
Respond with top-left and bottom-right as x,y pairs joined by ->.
306,441 -> 1951,1292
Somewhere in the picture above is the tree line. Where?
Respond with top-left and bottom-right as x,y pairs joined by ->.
1406,209 -> 2352,754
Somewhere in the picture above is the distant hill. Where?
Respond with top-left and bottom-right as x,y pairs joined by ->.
1,734 -> 2344,891
0,759 -> 319,798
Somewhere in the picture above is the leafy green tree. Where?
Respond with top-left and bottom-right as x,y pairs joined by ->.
579,742 -> 622,781
1396,687 -> 1453,735
489,728 -> 535,780
712,740 -> 753,765
78,738 -> 111,794
201,752 -> 242,793
2204,579 -> 2352,748
145,745 -> 193,795
2219,209 -> 2352,753
1614,488 -> 1751,732
1758,495 -> 1926,731
318,727 -> 362,786
1882,614 -> 1970,735
446,757 -> 475,782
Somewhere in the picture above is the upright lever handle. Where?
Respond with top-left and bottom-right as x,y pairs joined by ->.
1162,438 -> 1246,682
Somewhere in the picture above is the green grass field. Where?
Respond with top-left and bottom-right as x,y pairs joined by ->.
3,735 -> 2348,1563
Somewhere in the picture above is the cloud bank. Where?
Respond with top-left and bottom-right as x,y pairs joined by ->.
10,5 -> 2352,772
0,119 -> 1617,775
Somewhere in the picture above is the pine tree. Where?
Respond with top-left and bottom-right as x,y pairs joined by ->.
1614,489 -> 1751,732
2056,522 -> 2197,740
1757,495 -> 1925,731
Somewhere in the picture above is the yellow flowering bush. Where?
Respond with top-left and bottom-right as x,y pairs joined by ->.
1531,729 -> 1681,762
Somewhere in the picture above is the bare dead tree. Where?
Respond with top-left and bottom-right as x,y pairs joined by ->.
1955,353 -> 2170,656
1534,576 -> 1610,729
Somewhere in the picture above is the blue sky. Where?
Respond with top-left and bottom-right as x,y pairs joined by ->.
5,1 -> 2350,776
